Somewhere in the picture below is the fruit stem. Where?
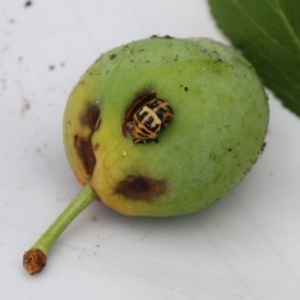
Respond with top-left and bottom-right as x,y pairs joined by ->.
23,184 -> 96,275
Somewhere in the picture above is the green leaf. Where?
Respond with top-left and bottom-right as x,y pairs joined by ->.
208,0 -> 300,117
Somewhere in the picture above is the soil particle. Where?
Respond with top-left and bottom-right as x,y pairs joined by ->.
24,1 -> 32,7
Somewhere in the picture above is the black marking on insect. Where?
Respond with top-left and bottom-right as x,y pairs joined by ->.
131,98 -> 174,144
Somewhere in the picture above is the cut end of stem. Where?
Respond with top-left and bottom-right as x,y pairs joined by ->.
22,184 -> 96,275
23,249 -> 47,275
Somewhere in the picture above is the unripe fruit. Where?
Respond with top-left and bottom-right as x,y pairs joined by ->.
23,36 -> 269,274
64,36 -> 268,216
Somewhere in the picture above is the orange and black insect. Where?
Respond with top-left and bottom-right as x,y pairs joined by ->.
131,98 -> 174,144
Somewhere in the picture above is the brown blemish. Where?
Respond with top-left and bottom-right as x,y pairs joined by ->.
115,175 -> 167,201
74,135 -> 96,176
110,54 -> 116,60
184,87 -> 188,92
122,90 -> 157,137
74,104 -> 101,176
81,103 -> 101,131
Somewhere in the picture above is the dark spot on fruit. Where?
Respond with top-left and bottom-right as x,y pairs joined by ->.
110,54 -> 116,60
74,135 -> 96,176
115,175 -> 167,201
94,143 -> 99,151
81,104 -> 101,131
228,148 -> 232,152
214,58 -> 222,64
184,87 -> 188,91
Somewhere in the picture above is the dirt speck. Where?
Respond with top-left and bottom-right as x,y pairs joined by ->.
110,54 -> 116,60
260,142 -> 267,154
49,65 -> 55,70
1,79 -> 6,90
21,98 -> 31,117
24,1 -> 32,7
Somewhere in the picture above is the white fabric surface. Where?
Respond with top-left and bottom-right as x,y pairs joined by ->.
1,1 -> 300,299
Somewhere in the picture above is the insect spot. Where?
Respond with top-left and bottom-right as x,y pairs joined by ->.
122,90 -> 174,144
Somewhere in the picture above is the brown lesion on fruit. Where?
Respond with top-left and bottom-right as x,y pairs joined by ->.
115,175 -> 167,201
74,135 -> 96,176
80,103 -> 101,131
122,90 -> 157,138
74,103 -> 101,176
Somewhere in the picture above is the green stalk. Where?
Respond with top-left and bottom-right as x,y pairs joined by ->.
23,184 -> 96,275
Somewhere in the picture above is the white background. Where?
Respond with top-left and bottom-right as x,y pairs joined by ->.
1,1 -> 300,299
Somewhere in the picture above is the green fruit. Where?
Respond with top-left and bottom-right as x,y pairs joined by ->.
64,36 -> 268,216
23,36 -> 269,274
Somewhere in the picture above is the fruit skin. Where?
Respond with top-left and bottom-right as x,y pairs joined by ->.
63,37 -> 269,217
